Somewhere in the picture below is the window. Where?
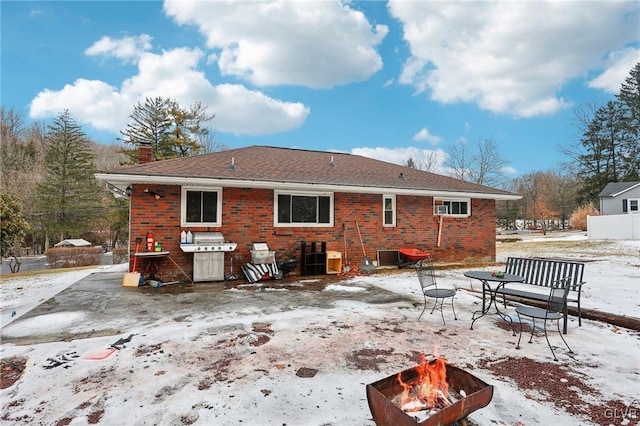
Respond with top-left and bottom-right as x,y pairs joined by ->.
383,195 -> 396,226
275,191 -> 333,226
625,198 -> 639,213
181,187 -> 222,226
434,198 -> 470,217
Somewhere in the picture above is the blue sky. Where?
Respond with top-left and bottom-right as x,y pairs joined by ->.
2,1 -> 638,177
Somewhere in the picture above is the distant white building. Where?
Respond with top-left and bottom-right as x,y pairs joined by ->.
598,182 -> 640,215
589,182 -> 640,240
54,238 -> 92,248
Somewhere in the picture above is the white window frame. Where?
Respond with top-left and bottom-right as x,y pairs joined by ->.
383,194 -> 396,227
274,190 -> 334,227
628,198 -> 639,213
181,186 -> 223,227
433,198 -> 471,217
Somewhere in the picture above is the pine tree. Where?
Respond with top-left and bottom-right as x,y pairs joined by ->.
34,110 -> 101,245
119,97 -> 173,163
167,100 -> 214,157
119,97 -> 215,163
616,61 -> 640,180
575,63 -> 640,204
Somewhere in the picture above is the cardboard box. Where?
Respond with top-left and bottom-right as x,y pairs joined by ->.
251,250 -> 275,264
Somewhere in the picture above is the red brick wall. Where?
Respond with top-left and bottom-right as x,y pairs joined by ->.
128,185 -> 496,280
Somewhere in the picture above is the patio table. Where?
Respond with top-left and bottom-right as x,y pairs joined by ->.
135,251 -> 192,283
465,270 -> 524,335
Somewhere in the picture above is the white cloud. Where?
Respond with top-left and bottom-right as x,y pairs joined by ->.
30,43 -> 309,135
30,79 -> 132,131
212,84 -> 309,136
85,34 -> 153,62
501,166 -> 518,176
412,127 -> 442,145
29,7 -> 45,17
351,146 -> 447,173
163,0 -> 388,89
588,47 -> 640,93
388,1 -> 639,117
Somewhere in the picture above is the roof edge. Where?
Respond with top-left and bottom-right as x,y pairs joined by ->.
96,173 -> 522,201
609,182 -> 640,197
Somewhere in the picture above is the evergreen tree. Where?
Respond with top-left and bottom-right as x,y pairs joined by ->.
575,63 -> 640,205
119,97 -> 173,163
119,97 -> 215,163
167,100 -> 215,157
404,157 -> 416,168
616,61 -> 640,180
34,110 -> 101,246
0,190 -> 30,258
577,101 -> 625,203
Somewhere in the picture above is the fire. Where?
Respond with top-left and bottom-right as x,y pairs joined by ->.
394,352 -> 451,412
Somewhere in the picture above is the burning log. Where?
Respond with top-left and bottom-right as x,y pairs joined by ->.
366,357 -> 494,426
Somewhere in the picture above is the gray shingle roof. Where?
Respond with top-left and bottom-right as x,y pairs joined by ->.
599,181 -> 640,197
99,145 -> 517,197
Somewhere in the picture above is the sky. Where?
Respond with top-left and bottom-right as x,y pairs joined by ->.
1,235 -> 639,425
2,1 -> 639,178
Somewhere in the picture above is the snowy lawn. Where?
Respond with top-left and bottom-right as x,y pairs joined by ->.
1,234 -> 639,425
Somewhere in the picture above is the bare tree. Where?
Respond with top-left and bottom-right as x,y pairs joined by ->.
91,141 -> 127,171
0,108 -> 44,197
197,129 -> 227,154
0,106 -> 24,141
474,139 -> 509,188
445,141 -> 474,182
512,169 -> 580,233
546,165 -> 580,229
446,138 -> 508,187
404,151 -> 440,173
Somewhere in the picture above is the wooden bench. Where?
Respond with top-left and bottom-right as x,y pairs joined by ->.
496,257 -> 586,333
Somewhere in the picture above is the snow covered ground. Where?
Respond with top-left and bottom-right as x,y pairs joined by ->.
1,233 -> 639,425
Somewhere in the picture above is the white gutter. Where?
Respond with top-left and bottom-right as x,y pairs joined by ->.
95,173 -> 522,201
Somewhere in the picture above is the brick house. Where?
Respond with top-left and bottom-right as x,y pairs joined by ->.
96,145 -> 520,282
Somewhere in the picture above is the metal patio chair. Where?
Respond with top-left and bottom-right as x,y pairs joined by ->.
515,276 -> 574,361
416,257 -> 457,324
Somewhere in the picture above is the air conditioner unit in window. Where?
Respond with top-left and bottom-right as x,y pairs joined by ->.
434,205 -> 448,215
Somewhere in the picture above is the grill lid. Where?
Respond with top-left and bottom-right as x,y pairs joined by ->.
193,232 -> 224,244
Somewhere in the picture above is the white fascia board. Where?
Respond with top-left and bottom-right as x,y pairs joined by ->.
610,183 -> 640,198
95,173 -> 522,201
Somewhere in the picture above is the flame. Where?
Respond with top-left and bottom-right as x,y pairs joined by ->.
395,352 -> 451,412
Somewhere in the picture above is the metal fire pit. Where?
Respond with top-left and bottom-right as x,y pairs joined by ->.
366,360 -> 493,426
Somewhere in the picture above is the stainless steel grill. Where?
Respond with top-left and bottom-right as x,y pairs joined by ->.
181,232 -> 237,282
180,232 -> 237,253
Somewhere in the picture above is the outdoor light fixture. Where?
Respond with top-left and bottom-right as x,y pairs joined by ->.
105,182 -> 131,200
125,186 -> 133,197
144,188 -> 162,200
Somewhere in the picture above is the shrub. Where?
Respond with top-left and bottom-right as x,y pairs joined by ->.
570,205 -> 598,231
46,247 -> 103,269
112,247 -> 128,264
